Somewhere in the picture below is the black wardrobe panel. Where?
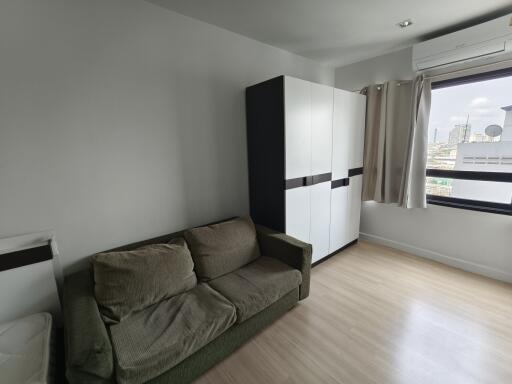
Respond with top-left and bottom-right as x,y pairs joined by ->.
246,76 -> 286,232
0,243 -> 52,272
331,178 -> 349,189
348,167 -> 363,177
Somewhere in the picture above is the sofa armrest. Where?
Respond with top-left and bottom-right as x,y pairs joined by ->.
256,225 -> 312,300
64,269 -> 113,383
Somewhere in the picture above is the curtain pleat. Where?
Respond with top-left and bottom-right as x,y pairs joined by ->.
399,76 -> 432,208
361,84 -> 383,201
362,81 -> 412,203
361,76 -> 431,208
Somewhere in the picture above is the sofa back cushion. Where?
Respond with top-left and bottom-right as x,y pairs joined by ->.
92,238 -> 196,323
184,217 -> 260,281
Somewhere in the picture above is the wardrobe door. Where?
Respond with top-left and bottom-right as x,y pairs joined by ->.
329,184 -> 349,253
348,93 -> 367,170
285,187 -> 311,244
310,181 -> 331,263
346,93 -> 365,242
284,76 -> 311,180
347,175 -> 363,242
332,89 -> 351,180
330,89 -> 352,253
311,83 -> 333,176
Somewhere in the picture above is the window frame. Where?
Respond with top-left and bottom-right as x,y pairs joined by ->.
427,67 -> 512,216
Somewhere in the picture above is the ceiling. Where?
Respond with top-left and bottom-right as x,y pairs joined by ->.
147,0 -> 512,67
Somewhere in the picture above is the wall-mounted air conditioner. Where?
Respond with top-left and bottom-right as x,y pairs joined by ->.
412,14 -> 512,72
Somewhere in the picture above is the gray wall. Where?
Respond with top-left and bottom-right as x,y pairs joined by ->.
335,48 -> 512,282
335,48 -> 415,90
0,0 -> 334,274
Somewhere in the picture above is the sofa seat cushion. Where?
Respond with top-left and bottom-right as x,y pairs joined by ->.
208,256 -> 302,323
184,217 -> 261,281
109,283 -> 236,384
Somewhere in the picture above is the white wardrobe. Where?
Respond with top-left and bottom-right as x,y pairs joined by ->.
329,88 -> 366,256
246,75 -> 366,264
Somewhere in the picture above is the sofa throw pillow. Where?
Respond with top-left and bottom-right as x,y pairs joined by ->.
92,238 -> 197,323
184,217 -> 260,281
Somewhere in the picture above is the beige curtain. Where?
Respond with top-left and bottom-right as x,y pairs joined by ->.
361,76 -> 431,208
361,81 -> 412,203
400,75 -> 431,208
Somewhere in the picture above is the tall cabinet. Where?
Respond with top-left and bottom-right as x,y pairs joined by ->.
329,88 -> 366,254
246,75 -> 365,264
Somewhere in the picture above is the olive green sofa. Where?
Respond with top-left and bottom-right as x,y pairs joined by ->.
63,219 -> 312,384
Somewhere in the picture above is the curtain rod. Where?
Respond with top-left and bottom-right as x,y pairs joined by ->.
355,79 -> 412,93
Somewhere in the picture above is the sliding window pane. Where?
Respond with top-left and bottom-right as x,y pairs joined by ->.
427,177 -> 512,204
427,76 -> 512,175
426,177 -> 452,197
451,179 -> 512,204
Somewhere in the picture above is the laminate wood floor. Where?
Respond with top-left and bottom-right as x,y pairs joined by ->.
194,241 -> 512,384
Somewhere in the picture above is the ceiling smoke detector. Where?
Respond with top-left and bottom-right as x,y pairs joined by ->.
397,19 -> 413,29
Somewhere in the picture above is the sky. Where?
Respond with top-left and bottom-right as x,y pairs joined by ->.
428,75 -> 512,143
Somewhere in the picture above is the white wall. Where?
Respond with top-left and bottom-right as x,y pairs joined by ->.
335,48 -> 512,283
334,48 -> 415,91
0,0 -> 334,275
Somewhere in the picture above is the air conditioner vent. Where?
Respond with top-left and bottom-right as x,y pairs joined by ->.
413,14 -> 512,72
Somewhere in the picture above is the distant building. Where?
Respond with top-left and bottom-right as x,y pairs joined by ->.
451,107 -> 512,204
448,123 -> 472,145
502,105 -> 512,141
448,127 -> 458,145
469,133 -> 491,143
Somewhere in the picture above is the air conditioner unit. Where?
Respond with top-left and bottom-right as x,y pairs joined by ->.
412,14 -> 512,71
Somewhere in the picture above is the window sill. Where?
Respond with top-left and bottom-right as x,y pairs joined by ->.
427,195 -> 511,216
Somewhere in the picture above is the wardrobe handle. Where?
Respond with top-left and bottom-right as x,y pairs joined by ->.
312,172 -> 332,185
331,178 -> 350,189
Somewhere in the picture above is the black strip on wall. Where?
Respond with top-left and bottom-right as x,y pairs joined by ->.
348,167 -> 363,177
331,178 -> 350,189
0,243 -> 53,273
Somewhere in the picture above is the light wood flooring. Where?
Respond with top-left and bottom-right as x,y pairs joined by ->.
194,240 -> 512,384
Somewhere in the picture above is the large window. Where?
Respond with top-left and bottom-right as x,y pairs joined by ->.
426,68 -> 512,215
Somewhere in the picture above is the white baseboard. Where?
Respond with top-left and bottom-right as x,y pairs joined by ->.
359,232 -> 512,284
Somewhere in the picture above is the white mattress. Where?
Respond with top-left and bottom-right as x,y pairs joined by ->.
0,313 -> 53,384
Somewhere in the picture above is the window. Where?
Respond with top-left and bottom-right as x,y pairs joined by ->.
426,68 -> 512,215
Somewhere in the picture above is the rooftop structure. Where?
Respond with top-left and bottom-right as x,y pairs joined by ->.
451,105 -> 512,204
501,105 -> 512,141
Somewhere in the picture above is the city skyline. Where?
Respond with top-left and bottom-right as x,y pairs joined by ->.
426,75 -> 512,203
428,76 -> 512,143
